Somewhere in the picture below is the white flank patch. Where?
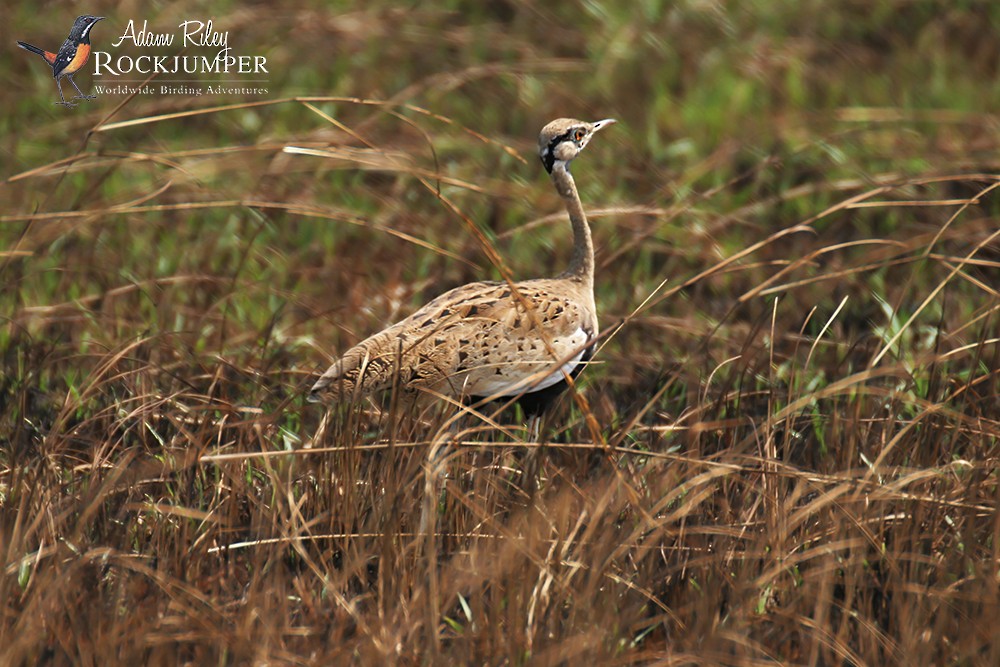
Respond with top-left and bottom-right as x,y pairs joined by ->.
469,327 -> 591,398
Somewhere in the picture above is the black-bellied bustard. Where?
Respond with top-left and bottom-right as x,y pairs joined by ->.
308,118 -> 615,423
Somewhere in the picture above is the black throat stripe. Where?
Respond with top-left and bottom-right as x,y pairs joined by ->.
541,129 -> 577,173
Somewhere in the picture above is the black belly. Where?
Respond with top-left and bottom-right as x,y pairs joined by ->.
470,344 -> 593,418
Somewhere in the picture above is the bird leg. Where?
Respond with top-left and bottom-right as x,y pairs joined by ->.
418,436 -> 451,543
54,79 -> 76,107
68,75 -> 96,100
527,414 -> 542,444
519,414 -> 547,497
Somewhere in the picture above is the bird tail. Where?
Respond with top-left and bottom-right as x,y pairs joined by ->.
16,41 -> 46,57
309,341 -> 402,404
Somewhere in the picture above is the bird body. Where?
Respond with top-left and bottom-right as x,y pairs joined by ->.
309,118 -> 615,416
17,15 -> 104,107
312,277 -> 595,410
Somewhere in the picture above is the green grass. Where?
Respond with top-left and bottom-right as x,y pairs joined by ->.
3,0 -> 1000,664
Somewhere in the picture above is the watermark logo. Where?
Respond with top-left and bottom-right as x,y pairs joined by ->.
16,15 -> 104,108
16,16 -> 270,106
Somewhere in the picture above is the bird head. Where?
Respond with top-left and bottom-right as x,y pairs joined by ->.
538,118 -> 615,174
71,15 -> 105,42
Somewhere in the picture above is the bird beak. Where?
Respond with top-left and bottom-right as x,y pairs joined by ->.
591,119 -> 616,132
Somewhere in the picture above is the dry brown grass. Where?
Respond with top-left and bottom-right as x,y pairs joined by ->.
3,106 -> 998,661
4,2 -> 1000,664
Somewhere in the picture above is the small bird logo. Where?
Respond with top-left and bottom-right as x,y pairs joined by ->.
17,15 -> 105,108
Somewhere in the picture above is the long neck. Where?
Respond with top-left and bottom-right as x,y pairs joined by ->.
551,161 -> 593,287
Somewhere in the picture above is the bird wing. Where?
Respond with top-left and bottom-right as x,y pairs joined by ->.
50,39 -> 78,77
309,279 -> 597,402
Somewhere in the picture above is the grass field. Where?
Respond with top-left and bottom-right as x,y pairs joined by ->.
3,1 -> 1000,664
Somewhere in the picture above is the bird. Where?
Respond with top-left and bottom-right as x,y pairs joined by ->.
17,15 -> 105,108
308,117 -> 616,422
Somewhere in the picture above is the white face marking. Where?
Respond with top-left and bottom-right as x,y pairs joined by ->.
80,20 -> 99,40
554,141 -> 578,161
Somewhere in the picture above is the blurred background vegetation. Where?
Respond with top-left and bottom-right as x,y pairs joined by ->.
2,1 -> 999,664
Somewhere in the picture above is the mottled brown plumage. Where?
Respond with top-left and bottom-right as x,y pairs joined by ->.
309,118 -> 615,414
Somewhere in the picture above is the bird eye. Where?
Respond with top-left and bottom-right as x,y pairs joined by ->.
574,129 -> 586,142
